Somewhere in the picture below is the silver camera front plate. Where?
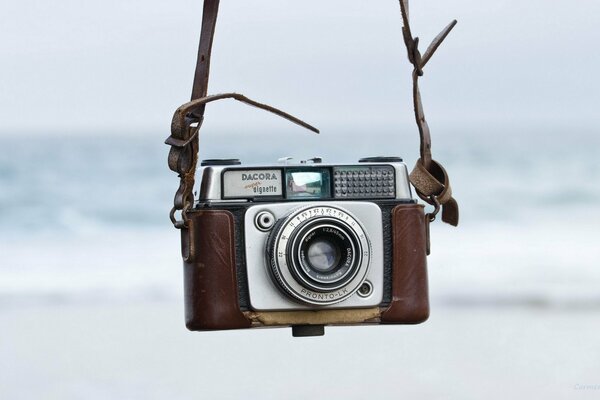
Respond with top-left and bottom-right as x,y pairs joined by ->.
244,201 -> 384,311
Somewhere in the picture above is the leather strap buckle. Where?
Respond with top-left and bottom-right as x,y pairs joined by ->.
410,159 -> 459,226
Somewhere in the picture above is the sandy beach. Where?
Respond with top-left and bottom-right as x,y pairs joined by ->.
2,301 -> 599,399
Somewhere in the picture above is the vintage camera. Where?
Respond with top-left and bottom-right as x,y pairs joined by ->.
183,156 -> 430,336
167,0 -> 459,336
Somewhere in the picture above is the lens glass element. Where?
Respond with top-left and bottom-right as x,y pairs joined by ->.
306,239 -> 340,272
295,223 -> 358,288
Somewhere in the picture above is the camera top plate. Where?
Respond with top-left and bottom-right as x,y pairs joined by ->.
196,158 -> 413,204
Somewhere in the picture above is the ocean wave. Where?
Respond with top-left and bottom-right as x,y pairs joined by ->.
1,132 -> 599,232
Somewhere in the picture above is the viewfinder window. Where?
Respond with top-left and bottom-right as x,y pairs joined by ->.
285,169 -> 331,199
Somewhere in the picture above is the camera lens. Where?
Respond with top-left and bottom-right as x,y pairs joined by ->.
306,239 -> 340,272
292,223 -> 359,290
266,205 -> 372,306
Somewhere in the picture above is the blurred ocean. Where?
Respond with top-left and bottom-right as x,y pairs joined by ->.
1,128 -> 599,308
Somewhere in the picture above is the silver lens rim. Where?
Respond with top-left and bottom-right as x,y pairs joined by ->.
268,205 -> 372,306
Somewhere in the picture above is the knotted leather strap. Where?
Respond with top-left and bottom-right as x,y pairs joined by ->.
165,0 -> 318,229
164,0 -> 220,229
399,0 -> 459,226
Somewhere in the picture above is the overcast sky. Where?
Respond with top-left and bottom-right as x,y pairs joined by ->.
1,0 -> 599,136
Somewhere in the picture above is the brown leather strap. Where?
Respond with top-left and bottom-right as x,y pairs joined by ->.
165,1 -> 318,229
163,0 -> 220,229
166,0 -> 459,228
169,93 -> 319,147
165,91 -> 319,229
191,0 -> 220,106
399,0 -> 459,226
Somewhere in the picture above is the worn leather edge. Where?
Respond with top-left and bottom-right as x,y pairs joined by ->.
245,308 -> 381,327
381,203 -> 430,324
184,210 -> 252,330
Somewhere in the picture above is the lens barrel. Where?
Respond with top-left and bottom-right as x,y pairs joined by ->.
266,205 -> 372,306
292,222 -> 360,291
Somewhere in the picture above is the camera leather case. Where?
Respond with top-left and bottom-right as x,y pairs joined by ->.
182,202 -> 429,331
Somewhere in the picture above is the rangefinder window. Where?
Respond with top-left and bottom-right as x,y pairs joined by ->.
285,169 -> 331,199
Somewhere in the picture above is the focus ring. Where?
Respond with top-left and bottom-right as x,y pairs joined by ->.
265,205 -> 372,306
266,215 -> 299,301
